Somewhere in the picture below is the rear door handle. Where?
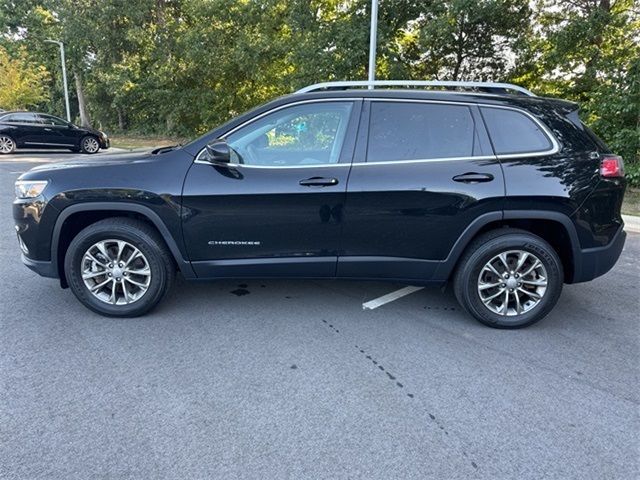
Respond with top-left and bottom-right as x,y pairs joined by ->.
299,177 -> 339,187
452,172 -> 494,183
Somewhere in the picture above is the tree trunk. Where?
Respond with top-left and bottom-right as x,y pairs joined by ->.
452,17 -> 466,81
74,71 -> 91,128
156,0 -> 166,27
117,108 -> 125,130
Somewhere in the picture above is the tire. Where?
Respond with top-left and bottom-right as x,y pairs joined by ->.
0,134 -> 16,154
64,218 -> 175,317
453,229 -> 563,329
79,135 -> 100,154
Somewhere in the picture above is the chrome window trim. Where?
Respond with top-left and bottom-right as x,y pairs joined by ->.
194,97 -> 560,168
194,161 -> 352,169
352,155 -> 497,167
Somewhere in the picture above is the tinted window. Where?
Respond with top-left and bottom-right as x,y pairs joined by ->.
481,107 -> 552,154
226,102 -> 353,167
39,114 -> 68,126
4,113 -> 39,124
367,102 -> 476,162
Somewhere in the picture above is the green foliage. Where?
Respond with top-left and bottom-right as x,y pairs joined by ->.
626,162 -> 640,188
0,0 -> 637,168
394,0 -> 531,81
528,0 -> 639,166
0,45 -> 49,109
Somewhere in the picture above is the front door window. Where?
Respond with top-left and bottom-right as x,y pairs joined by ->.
225,102 -> 353,167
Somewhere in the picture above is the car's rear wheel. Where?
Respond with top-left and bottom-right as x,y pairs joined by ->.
65,218 -> 175,317
80,135 -> 100,154
0,135 -> 16,154
453,229 -> 563,328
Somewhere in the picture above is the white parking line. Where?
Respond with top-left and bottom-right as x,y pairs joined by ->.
363,286 -> 425,310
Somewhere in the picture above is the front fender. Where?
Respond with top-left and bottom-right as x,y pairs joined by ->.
50,201 -> 196,279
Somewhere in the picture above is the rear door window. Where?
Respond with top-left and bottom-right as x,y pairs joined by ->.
480,107 -> 553,155
367,102 -> 477,162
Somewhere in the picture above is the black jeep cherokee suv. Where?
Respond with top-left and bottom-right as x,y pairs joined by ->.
13,81 -> 626,328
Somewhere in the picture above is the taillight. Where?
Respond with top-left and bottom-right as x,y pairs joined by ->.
600,155 -> 625,178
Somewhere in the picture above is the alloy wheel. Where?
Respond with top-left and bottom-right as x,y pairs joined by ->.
0,136 -> 15,153
83,137 -> 100,153
81,239 -> 151,305
477,250 -> 548,316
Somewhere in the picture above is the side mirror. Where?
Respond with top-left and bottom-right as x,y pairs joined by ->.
204,139 -> 231,164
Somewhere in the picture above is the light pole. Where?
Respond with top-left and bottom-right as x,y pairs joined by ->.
367,0 -> 379,89
44,39 -> 71,122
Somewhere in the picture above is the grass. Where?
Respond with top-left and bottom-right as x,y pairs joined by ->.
622,187 -> 640,217
109,134 -> 188,150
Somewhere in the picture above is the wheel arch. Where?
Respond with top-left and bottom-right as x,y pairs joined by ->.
51,203 -> 195,286
436,210 -> 582,284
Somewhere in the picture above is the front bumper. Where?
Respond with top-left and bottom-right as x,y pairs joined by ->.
21,254 -> 57,278
571,226 -> 626,283
100,137 -> 110,149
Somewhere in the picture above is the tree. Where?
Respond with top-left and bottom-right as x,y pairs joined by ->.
521,0 -> 640,163
0,0 -> 636,172
0,45 -> 49,109
394,0 -> 531,81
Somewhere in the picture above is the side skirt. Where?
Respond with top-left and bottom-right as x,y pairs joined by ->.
191,255 -> 445,284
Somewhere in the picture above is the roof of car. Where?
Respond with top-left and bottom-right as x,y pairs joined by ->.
0,111 -> 37,117
285,89 -> 577,112
0,111 -> 60,115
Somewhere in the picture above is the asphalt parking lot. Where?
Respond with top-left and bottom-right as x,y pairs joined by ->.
1,151 -> 639,480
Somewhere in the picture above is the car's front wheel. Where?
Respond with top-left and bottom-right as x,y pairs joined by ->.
80,135 -> 100,154
453,229 -> 563,329
64,218 -> 175,317
0,134 -> 16,154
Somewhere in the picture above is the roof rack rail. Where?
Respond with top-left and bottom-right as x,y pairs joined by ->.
296,80 -> 535,97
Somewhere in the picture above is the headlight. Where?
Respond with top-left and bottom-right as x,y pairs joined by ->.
101,131 -> 108,139
15,180 -> 48,199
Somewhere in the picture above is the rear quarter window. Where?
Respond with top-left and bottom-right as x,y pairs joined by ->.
480,107 -> 553,155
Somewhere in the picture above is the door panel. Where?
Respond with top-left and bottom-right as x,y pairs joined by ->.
3,113 -> 43,146
37,114 -> 77,146
338,100 -> 504,281
181,100 -> 361,278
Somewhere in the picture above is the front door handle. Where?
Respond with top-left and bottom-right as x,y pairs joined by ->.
299,177 -> 339,187
452,172 -> 494,183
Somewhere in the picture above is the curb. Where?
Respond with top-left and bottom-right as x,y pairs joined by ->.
105,147 -> 129,153
623,214 -> 640,234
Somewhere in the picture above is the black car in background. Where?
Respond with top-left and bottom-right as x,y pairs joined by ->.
0,111 -> 109,154
12,81 -> 627,328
